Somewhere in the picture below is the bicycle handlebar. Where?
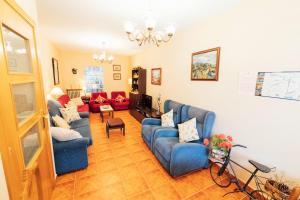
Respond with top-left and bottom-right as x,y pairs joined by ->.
232,144 -> 247,148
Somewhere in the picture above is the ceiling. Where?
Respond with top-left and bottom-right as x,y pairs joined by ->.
36,0 -> 241,55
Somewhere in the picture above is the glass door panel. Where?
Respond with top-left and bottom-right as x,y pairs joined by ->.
2,25 -> 32,73
11,82 -> 36,123
21,123 -> 40,167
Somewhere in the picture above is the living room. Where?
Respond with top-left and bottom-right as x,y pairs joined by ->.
0,0 -> 300,200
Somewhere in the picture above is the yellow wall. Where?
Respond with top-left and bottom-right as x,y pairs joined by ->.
39,37 -> 62,94
132,0 -> 300,184
59,50 -> 131,97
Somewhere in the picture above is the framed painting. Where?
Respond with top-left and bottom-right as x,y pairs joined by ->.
191,47 -> 220,81
151,68 -> 162,85
113,65 -> 121,71
113,73 -> 121,80
52,58 -> 60,85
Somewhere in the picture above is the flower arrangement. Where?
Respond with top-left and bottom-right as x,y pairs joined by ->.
203,134 -> 233,159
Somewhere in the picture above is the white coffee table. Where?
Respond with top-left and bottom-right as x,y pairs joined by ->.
100,105 -> 114,122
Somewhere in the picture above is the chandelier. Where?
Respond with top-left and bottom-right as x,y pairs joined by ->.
93,42 -> 114,63
124,13 -> 175,47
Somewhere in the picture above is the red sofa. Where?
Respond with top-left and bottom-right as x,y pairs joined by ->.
89,92 -> 111,113
110,91 -> 130,111
57,94 -> 89,113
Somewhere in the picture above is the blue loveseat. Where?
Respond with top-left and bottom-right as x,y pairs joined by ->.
142,101 -> 216,177
48,99 -> 92,175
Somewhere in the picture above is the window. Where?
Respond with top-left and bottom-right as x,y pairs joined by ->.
85,67 -> 104,93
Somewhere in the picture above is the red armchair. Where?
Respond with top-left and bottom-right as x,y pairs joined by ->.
89,92 -> 111,113
57,94 -> 89,113
110,91 -> 130,111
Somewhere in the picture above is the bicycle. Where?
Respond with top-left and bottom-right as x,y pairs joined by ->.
210,144 -> 275,200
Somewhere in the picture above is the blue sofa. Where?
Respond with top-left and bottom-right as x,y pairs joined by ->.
141,100 -> 184,151
48,99 -> 92,175
142,103 -> 216,177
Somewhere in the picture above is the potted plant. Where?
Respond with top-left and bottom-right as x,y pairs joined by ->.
205,134 -> 233,160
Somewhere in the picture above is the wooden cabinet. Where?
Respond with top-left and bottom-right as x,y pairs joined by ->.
131,68 -> 146,94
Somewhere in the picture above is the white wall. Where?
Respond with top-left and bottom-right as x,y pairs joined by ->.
132,0 -> 300,183
59,50 -> 131,97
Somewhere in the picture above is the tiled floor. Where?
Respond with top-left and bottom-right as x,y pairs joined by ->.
51,111 -> 247,200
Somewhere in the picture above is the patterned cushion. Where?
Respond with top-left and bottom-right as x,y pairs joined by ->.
65,101 -> 76,108
52,115 -> 70,129
161,109 -> 175,127
115,94 -> 125,102
70,97 -> 84,106
59,106 -> 81,123
96,95 -> 107,103
178,118 -> 200,143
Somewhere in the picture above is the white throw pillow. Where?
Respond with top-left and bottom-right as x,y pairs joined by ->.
50,127 -> 82,141
59,106 -> 81,123
52,115 -> 70,129
65,101 -> 76,108
178,118 -> 200,143
70,97 -> 84,106
161,109 -> 175,127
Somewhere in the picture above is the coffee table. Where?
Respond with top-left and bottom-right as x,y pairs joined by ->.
100,105 -> 114,122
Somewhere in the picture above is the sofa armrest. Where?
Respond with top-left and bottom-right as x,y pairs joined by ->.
53,138 -> 89,153
142,118 -> 161,126
89,100 -> 96,105
170,143 -> 209,176
79,112 -> 89,118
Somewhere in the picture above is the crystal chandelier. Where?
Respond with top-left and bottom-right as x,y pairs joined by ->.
124,12 -> 175,47
93,42 -> 114,64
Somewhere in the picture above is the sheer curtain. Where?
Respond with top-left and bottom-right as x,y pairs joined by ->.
85,67 -> 104,93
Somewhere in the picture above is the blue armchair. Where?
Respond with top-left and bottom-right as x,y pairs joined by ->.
153,105 -> 216,177
141,100 -> 184,151
48,99 -> 92,175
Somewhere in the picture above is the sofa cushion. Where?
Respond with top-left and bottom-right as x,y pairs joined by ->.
50,127 -> 82,142
59,106 -> 81,123
57,95 -> 70,106
52,115 -> 70,129
178,118 -> 199,143
77,104 -> 89,112
71,97 -> 84,106
142,125 -> 158,143
155,137 -> 179,162
48,100 -> 63,118
161,109 -> 175,127
70,118 -> 89,129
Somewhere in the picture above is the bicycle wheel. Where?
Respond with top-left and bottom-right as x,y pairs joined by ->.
250,190 -> 275,200
210,161 -> 232,188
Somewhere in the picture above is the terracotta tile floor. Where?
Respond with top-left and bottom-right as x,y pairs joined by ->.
51,111 -> 247,200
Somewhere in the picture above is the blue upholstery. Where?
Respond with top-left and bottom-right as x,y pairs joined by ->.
149,104 -> 216,177
48,99 -> 92,175
141,100 -> 184,151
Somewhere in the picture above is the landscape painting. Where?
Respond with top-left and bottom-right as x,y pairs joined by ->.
191,47 -> 220,81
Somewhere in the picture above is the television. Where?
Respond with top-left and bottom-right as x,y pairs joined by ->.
139,94 -> 152,111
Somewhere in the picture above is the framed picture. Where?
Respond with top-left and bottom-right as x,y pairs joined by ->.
191,47 -> 220,81
52,58 -> 60,85
113,65 -> 121,71
151,68 -> 162,85
113,73 -> 121,80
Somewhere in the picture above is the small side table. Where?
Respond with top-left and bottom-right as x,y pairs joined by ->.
100,105 -> 114,123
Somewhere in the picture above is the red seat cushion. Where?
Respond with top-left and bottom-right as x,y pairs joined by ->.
77,104 -> 89,112
57,95 -> 70,107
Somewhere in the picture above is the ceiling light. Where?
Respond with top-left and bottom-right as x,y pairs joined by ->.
93,42 -> 114,64
124,12 -> 175,47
